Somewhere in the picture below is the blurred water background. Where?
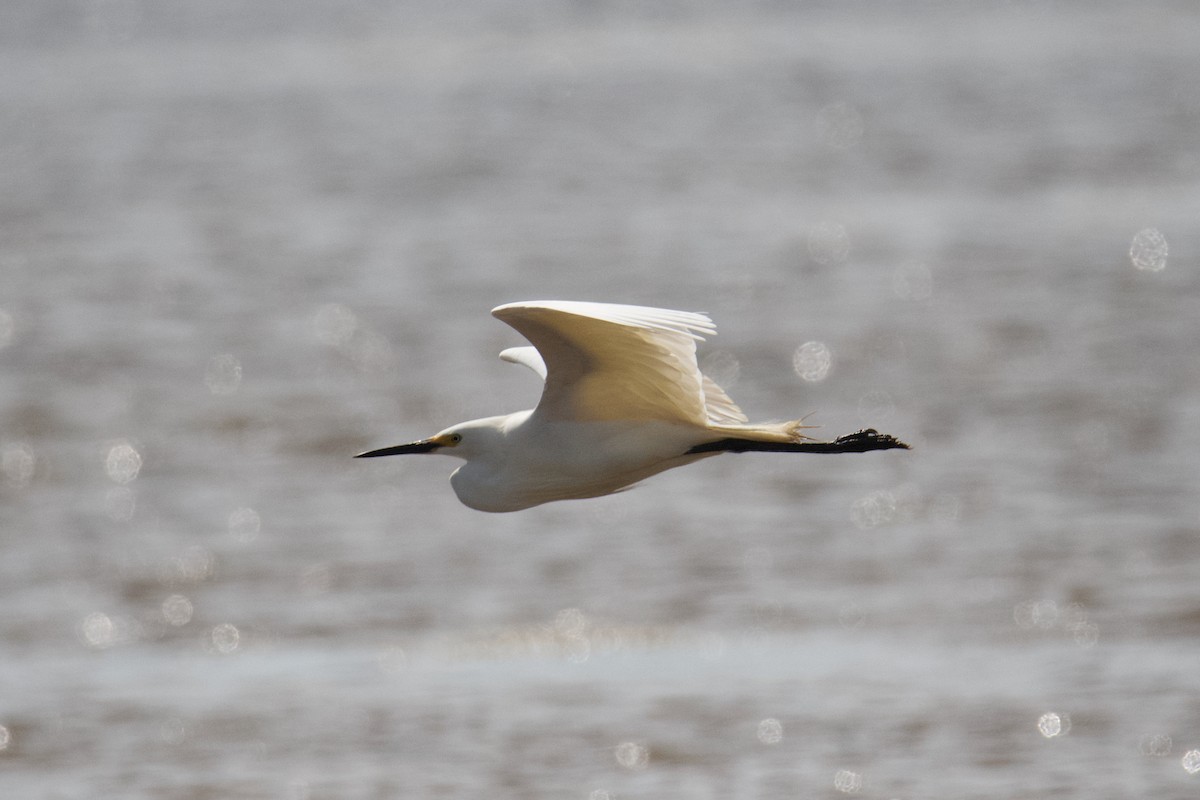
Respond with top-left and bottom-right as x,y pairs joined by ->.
3,2 -> 1200,797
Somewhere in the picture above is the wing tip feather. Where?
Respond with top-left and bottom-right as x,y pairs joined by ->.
492,300 -> 716,340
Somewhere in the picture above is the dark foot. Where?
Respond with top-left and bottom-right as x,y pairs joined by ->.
686,429 -> 911,455
827,428 -> 911,453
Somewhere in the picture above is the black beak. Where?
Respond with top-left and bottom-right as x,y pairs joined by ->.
355,439 -> 441,458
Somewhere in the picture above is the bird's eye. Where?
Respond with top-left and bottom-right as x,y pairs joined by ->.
447,433 -> 463,445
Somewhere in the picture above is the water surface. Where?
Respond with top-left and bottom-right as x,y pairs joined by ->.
2,3 -> 1199,797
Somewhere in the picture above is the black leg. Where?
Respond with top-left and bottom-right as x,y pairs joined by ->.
686,429 -> 910,455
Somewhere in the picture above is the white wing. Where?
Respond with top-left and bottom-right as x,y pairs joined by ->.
491,300 -> 718,425
702,375 -> 749,424
501,334 -> 745,424
499,346 -> 547,379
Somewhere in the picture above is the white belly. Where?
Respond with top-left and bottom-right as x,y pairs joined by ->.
449,420 -> 711,512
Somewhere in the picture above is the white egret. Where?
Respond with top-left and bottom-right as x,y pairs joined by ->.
357,301 -> 908,512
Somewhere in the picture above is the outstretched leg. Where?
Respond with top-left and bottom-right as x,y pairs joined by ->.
686,428 -> 910,455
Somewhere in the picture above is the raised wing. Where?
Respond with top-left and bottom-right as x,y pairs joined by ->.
499,346 -> 547,379
491,300 -> 717,425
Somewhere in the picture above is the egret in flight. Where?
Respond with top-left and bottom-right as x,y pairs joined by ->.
357,301 -> 908,512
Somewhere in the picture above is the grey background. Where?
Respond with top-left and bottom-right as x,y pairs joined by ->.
2,2 -> 1199,797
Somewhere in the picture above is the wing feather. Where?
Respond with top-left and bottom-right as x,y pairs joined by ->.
491,300 -> 715,425
701,374 -> 749,424
499,346 -> 547,379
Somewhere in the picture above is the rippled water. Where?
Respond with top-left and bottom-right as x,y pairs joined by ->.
3,3 -> 1200,797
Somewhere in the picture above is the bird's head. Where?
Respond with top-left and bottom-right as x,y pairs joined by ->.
354,417 -> 507,462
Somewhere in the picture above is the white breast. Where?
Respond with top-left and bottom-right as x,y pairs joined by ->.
448,419 -> 710,512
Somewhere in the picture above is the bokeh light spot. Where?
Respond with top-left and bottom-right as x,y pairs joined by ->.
228,507 -> 261,542
807,222 -> 851,266
80,612 -> 140,648
562,635 -> 591,663
2,442 -> 35,487
857,389 -> 895,422
793,341 -> 832,382
552,608 -> 591,662
834,769 -> 863,794
1032,600 -> 1059,629
929,493 -> 962,526
850,489 -> 896,529
1129,228 -> 1168,272
105,441 -> 142,484
1060,603 -> 1086,628
160,546 -> 215,585
204,353 -> 243,395
376,645 -> 408,674
1037,712 -> 1069,738
210,623 -> 240,654
614,741 -> 649,770
699,349 -> 741,390
892,261 -> 933,301
0,724 -> 10,751
757,718 -> 783,744
1013,599 -> 1059,630
1070,621 -> 1100,648
554,607 -> 586,636
81,612 -> 116,648
1140,733 -> 1172,757
161,594 -> 194,626
1182,749 -> 1200,774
